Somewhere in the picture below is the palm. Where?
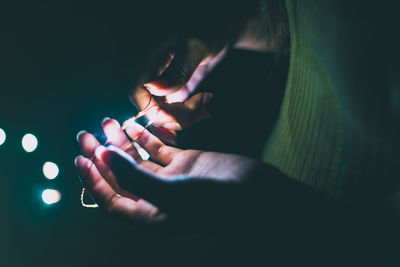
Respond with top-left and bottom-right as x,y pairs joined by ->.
155,150 -> 202,177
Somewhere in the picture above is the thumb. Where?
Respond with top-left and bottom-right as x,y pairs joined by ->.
145,40 -> 209,96
159,92 -> 212,128
99,145 -> 168,206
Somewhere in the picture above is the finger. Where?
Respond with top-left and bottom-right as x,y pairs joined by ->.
77,130 -> 99,158
184,92 -> 212,110
102,118 -> 125,147
129,81 -> 210,131
151,92 -> 212,130
149,125 -> 177,145
145,40 -> 209,96
122,112 -> 178,143
145,106 -> 183,131
99,146 -> 244,223
77,125 -> 162,175
80,127 -> 160,185
102,118 -> 141,161
164,63 -> 210,104
124,122 -> 180,166
77,131 -> 126,195
165,86 -> 190,103
159,93 -> 212,128
130,85 -> 159,112
129,86 -> 182,129
76,155 -> 161,222
99,146 -> 170,206
163,92 -> 211,113
129,44 -> 176,110
76,155 -> 121,209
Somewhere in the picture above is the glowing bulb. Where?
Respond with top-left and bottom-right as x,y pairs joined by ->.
42,189 -> 61,205
42,162 -> 59,180
22,133 -> 38,152
133,142 -> 150,160
0,128 -> 6,146
144,83 -> 164,96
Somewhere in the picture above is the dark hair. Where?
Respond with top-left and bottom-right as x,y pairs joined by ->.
261,0 -> 290,52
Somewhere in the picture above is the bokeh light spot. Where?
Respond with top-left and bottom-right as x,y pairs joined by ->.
42,189 -> 61,205
42,162 -> 59,180
0,128 -> 6,146
22,133 -> 38,152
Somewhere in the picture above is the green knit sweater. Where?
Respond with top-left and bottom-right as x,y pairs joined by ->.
263,0 -> 400,205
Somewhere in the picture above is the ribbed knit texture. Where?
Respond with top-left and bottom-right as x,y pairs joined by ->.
263,0 -> 400,203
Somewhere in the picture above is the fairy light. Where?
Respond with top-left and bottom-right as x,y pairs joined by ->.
22,133 -> 38,152
0,128 -> 6,146
42,189 -> 61,205
133,142 -> 150,160
80,188 -> 98,208
42,161 -> 59,180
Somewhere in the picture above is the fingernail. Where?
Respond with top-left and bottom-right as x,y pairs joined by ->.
74,155 -> 82,167
122,118 -> 136,130
76,130 -> 87,142
144,82 -> 170,96
95,145 -> 106,159
102,117 -> 111,125
162,122 -> 182,131
202,93 -> 213,106
144,83 -> 158,93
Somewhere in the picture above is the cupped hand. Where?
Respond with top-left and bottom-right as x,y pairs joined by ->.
75,118 -> 273,230
130,37 -> 227,143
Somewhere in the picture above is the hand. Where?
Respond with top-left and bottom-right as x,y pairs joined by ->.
128,1 -> 268,143
75,118 -> 276,230
130,37 -> 227,143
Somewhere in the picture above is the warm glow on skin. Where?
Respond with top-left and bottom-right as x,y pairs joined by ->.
103,121 -> 122,144
165,89 -> 189,103
122,117 -> 137,130
143,83 -> 170,96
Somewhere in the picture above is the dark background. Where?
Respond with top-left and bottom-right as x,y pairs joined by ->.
0,1 -> 287,266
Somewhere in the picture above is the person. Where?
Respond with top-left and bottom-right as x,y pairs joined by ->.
75,0 -> 400,266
